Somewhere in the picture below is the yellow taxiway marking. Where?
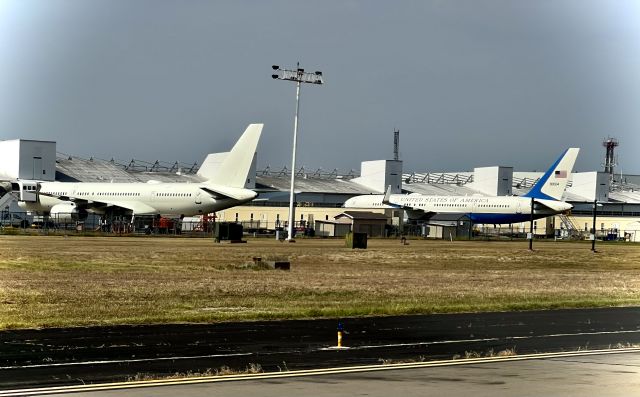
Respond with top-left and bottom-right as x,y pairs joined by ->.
2,347 -> 639,396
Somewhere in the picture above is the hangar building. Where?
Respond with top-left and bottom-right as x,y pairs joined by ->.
1,138 -> 639,240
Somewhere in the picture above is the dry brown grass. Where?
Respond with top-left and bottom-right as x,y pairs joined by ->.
1,235 -> 639,329
127,363 -> 263,381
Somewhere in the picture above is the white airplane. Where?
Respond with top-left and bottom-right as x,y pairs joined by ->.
344,148 -> 579,224
18,124 -> 263,222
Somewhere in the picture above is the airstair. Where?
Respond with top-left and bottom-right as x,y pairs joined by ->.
0,191 -> 15,211
558,214 -> 582,239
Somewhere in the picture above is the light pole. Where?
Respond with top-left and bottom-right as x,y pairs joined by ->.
272,63 -> 324,241
591,199 -> 603,252
529,197 -> 534,250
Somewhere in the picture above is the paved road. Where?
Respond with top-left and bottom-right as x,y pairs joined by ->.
1,307 -> 640,389
41,351 -> 640,397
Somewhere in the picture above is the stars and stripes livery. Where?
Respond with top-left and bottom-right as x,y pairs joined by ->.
344,148 -> 580,225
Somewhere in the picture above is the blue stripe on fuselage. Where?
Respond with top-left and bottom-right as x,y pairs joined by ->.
467,213 -> 545,224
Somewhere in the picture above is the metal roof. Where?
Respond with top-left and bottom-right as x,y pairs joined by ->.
403,183 -> 482,196
56,157 -> 138,182
256,175 -> 374,194
52,155 -> 640,204
610,190 -> 640,204
56,156 -> 203,183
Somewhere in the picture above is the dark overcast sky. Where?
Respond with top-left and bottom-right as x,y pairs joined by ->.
0,0 -> 638,174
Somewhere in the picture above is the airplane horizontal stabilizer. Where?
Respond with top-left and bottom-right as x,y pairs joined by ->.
200,185 -> 257,202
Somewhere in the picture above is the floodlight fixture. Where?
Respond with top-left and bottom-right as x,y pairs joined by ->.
272,64 -> 325,85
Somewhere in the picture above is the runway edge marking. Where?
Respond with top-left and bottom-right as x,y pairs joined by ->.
2,348 -> 640,396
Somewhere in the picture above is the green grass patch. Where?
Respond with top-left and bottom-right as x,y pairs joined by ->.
0,236 -> 639,329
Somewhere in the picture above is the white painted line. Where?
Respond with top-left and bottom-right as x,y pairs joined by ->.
323,330 -> 640,351
4,329 -> 638,371
319,346 -> 351,351
1,348 -> 639,396
508,329 -> 640,339
0,352 -> 253,370
346,337 -> 500,350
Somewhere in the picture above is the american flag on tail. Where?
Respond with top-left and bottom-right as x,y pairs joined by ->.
554,170 -> 567,178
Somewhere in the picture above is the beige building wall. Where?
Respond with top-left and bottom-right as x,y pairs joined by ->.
561,215 -> 640,237
213,206 -> 639,241
499,215 -> 640,238
475,216 -> 555,236
215,205 -> 387,229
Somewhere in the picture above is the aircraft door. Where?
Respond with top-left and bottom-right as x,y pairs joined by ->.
195,190 -> 202,204
32,157 -> 43,180
516,201 -> 522,214
18,181 -> 39,202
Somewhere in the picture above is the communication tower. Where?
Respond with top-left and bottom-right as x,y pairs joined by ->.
602,137 -> 619,176
393,129 -> 400,161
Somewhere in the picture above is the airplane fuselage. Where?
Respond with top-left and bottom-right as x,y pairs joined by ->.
344,194 -> 572,224
18,181 -> 256,217
15,123 -> 263,221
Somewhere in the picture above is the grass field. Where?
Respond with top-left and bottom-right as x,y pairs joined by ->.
1,235 -> 639,329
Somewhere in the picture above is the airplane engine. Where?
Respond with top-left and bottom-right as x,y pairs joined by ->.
50,202 -> 88,223
404,209 -> 432,221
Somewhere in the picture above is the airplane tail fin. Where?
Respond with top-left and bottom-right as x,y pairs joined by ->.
523,148 -> 579,201
197,124 -> 263,188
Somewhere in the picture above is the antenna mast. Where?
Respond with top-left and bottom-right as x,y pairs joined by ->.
393,129 -> 400,161
602,137 -> 619,179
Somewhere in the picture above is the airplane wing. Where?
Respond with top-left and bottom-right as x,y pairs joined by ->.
381,185 -> 416,211
38,191 -> 86,204
38,191 -> 158,215
381,185 -> 406,209
380,186 -> 437,219
104,200 -> 157,215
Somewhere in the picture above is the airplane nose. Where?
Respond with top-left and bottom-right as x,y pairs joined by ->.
344,197 -> 358,208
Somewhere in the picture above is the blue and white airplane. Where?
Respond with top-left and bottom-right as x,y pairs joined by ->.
344,148 -> 579,224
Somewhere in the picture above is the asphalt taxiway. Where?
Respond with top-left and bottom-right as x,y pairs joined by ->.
1,307 -> 639,389
6,350 -> 640,397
